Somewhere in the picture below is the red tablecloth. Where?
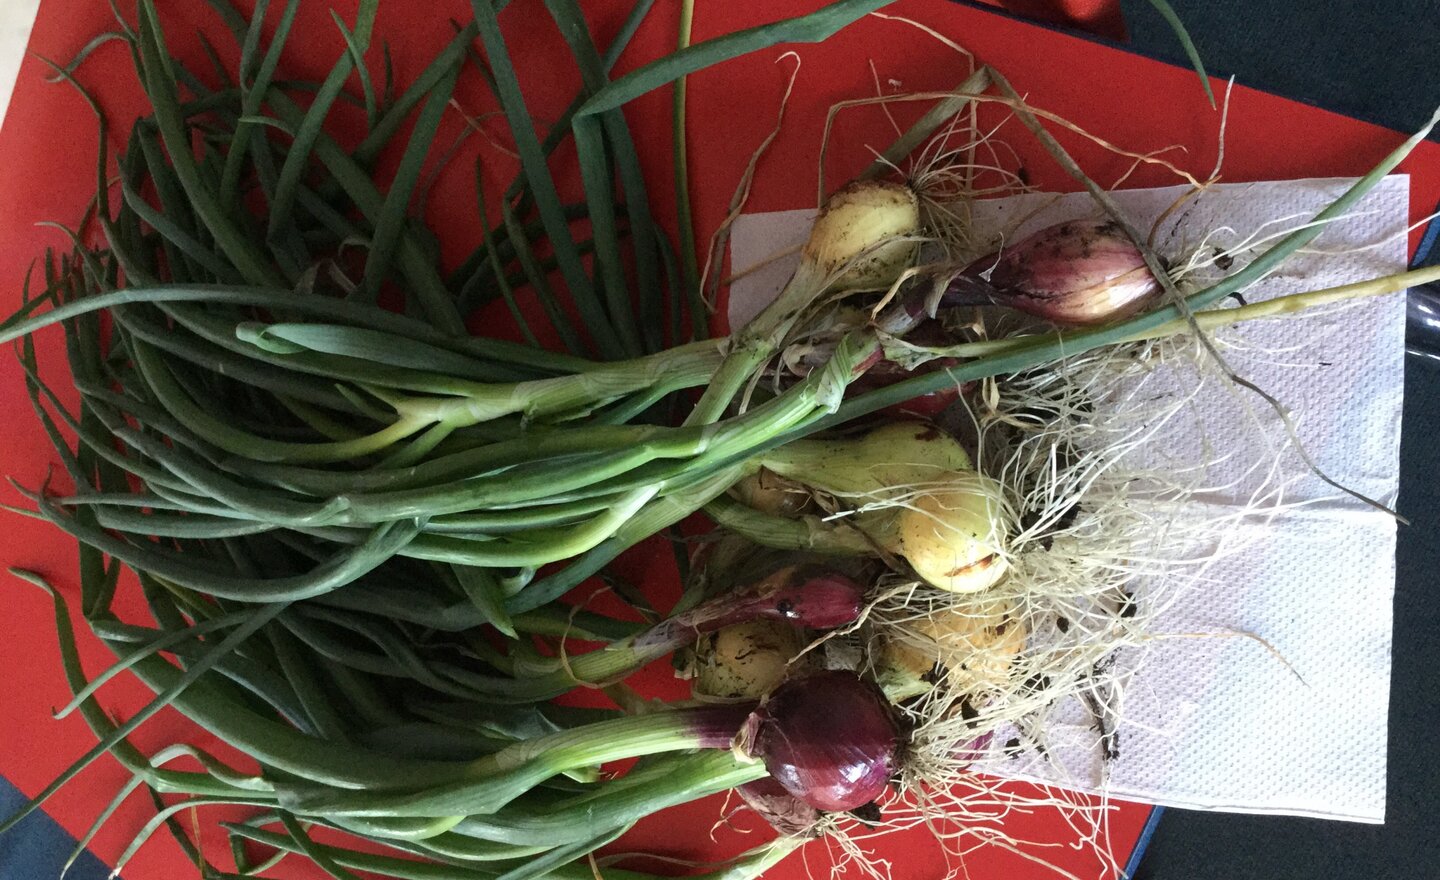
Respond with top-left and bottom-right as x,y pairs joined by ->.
2,2 -> 1436,878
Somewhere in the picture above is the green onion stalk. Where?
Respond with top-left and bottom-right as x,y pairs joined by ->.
15,566 -> 799,880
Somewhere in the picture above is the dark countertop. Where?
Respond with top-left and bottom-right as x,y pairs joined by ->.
1116,2 -> 1438,876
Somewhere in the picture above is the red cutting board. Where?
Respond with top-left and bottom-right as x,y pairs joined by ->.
1,2 -> 1435,878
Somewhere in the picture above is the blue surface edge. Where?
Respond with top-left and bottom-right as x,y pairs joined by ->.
0,776 -> 116,880
1123,805 -> 1164,879
1414,201 -> 1440,267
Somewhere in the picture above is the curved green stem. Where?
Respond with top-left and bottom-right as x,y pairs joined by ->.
54,611 -> 253,716
673,0 -> 699,322
277,704 -> 751,818
396,339 -> 724,427
133,338 -> 427,463
453,752 -> 764,846
704,493 -> 877,554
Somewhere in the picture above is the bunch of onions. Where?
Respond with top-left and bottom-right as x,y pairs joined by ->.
2,0 -> 1434,877
0,3 -> 942,872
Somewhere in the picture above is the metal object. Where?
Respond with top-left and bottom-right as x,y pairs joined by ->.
1407,202 -> 1440,364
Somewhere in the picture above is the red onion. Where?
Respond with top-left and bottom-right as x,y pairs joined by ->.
634,566 -> 865,656
737,670 -> 900,812
743,568 -> 866,629
952,219 -> 1162,326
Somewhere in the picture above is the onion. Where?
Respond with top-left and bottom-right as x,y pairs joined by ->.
731,468 -> 813,517
736,670 -> 900,812
737,777 -> 821,837
894,472 -> 1010,593
692,619 -> 804,700
686,178 -> 921,427
635,565 -> 865,656
879,598 -> 1027,700
755,420 -> 973,499
956,218 -> 1161,325
803,180 -> 921,290
741,423 -> 1010,593
734,566 -> 867,630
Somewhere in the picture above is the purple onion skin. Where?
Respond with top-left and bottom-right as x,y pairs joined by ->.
952,219 -> 1162,326
686,702 -> 762,749
734,567 -> 865,629
633,566 -> 865,655
744,670 -> 900,813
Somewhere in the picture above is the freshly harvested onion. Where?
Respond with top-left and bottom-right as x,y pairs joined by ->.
756,420 -> 973,499
638,565 -> 865,664
693,619 -> 804,700
804,180 -> 921,290
737,777 -> 821,837
895,472 -> 1009,593
742,424 -> 1010,593
736,670 -> 899,812
731,468 -> 813,517
879,598 -> 1027,699
958,218 -> 1162,325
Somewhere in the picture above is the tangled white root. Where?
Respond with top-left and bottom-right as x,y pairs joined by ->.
804,316 -> 1316,878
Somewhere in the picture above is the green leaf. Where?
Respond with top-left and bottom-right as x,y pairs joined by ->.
265,0 -> 378,243
576,0 -> 892,116
43,31 -> 129,83
1144,0 -> 1216,107
474,166 -> 540,347
332,10 -> 379,129
452,564 -> 518,638
353,23 -> 480,171
0,593 -> 287,836
469,0 -> 623,360
0,284 -> 588,376
356,59 -> 462,310
221,0 -> 300,202
545,0 -> 658,356
134,0 -> 286,287
673,0 -> 700,341
496,194 -> 587,355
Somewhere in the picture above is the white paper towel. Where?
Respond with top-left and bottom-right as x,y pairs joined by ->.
728,176 -> 1408,822
0,0 -> 41,135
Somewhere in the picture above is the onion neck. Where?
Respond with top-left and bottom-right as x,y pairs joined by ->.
686,260 -> 832,427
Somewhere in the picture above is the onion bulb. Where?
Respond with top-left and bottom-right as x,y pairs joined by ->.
692,619 -> 804,700
959,218 -> 1161,325
894,471 -> 1009,593
803,180 -> 921,290
737,777 -> 821,837
731,468 -> 813,517
638,564 -> 865,660
747,423 -> 1009,593
736,670 -> 899,812
756,420 -> 972,500
879,599 -> 1026,700
688,180 -> 920,428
